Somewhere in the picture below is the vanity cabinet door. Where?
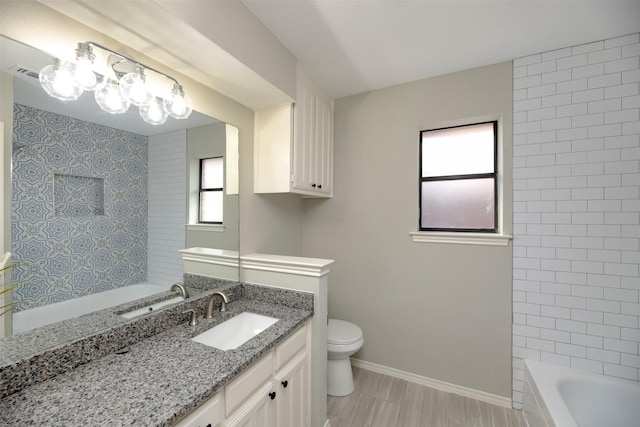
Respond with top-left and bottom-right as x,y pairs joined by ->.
274,352 -> 308,427
225,382 -> 275,427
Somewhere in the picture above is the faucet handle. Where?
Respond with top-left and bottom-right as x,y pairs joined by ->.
182,309 -> 198,326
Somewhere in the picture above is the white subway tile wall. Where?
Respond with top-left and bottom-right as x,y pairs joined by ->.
147,131 -> 187,285
512,33 -> 640,408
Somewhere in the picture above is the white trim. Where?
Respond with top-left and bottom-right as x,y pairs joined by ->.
323,420 -> 331,427
186,224 -> 225,232
179,247 -> 239,267
351,358 -> 512,409
240,253 -> 334,278
410,231 -> 511,246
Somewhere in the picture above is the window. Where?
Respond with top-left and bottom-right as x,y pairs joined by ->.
199,157 -> 223,224
419,121 -> 497,233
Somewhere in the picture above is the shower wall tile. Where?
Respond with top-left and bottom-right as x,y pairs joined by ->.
147,131 -> 186,285
512,33 -> 640,408
11,104 -> 148,311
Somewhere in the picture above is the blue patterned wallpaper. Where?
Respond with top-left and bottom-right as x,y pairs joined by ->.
11,104 -> 148,311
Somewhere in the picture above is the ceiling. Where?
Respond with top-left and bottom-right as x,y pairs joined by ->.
243,0 -> 640,99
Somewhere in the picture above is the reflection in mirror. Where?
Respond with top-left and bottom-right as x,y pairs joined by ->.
1,37 -> 239,336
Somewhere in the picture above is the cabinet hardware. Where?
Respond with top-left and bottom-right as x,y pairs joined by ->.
269,391 -> 277,400
311,183 -> 316,188
317,184 -> 322,189
281,380 -> 288,388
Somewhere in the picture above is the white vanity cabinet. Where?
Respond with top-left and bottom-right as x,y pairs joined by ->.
226,323 -> 309,427
254,70 -> 333,198
175,322 -> 309,427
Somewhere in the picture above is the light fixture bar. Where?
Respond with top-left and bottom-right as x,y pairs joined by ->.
83,41 -> 181,87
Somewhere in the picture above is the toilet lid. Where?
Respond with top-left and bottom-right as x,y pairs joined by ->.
328,319 -> 363,345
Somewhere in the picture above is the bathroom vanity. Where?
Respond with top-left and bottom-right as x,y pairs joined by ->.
178,323 -> 308,427
0,277 -> 313,426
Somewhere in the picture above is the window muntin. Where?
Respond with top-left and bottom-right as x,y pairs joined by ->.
199,157 -> 223,224
419,121 -> 497,233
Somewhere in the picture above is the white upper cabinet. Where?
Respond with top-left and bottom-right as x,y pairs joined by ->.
254,69 -> 333,198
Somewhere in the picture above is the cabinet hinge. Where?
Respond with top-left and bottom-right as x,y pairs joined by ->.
291,174 -> 295,183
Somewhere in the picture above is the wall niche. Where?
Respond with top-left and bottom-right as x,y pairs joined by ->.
54,174 -> 105,217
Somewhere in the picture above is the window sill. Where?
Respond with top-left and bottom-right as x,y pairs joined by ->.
409,231 -> 511,246
186,224 -> 225,232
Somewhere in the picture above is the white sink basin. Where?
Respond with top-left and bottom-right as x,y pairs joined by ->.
192,312 -> 279,351
119,296 -> 184,319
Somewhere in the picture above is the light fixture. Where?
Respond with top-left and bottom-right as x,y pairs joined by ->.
119,64 -> 153,106
95,79 -> 130,114
39,58 -> 83,101
163,83 -> 192,119
140,97 -> 168,125
38,41 -> 192,125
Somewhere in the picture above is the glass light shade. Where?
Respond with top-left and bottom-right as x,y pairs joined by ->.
140,97 -> 168,125
119,65 -> 153,106
95,79 -> 130,114
163,84 -> 192,119
73,42 -> 101,91
39,59 -> 83,101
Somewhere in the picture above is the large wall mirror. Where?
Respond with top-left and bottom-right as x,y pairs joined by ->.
1,36 -> 240,338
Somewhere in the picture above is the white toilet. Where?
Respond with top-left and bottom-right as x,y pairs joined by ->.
327,319 -> 364,396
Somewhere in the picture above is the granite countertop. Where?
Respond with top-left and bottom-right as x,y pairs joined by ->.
0,281 -> 313,426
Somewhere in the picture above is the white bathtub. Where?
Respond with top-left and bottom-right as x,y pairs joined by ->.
12,282 -> 170,334
524,360 -> 640,427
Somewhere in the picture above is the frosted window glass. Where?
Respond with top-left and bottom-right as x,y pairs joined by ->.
200,191 -> 223,223
421,178 -> 495,230
202,157 -> 223,189
422,122 -> 495,177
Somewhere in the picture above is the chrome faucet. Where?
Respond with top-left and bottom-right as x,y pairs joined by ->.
205,292 -> 229,319
170,283 -> 190,299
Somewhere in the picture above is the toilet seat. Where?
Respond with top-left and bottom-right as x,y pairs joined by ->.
328,319 -> 363,345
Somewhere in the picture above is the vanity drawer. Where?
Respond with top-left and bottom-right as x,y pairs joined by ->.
225,352 -> 274,416
275,324 -> 307,371
175,392 -> 223,427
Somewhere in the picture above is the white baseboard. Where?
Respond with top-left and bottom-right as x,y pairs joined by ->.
351,358 -> 512,408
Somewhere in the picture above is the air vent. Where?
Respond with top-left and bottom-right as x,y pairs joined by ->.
8,64 -> 40,81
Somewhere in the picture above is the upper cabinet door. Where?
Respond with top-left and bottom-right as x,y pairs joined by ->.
314,93 -> 333,196
292,80 -> 316,192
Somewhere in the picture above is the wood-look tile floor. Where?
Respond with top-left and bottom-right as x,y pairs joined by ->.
328,367 -> 527,427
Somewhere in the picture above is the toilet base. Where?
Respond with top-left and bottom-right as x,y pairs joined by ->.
327,357 -> 355,396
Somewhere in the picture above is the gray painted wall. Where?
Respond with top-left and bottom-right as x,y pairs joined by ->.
186,122 -> 239,251
302,62 -> 514,397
